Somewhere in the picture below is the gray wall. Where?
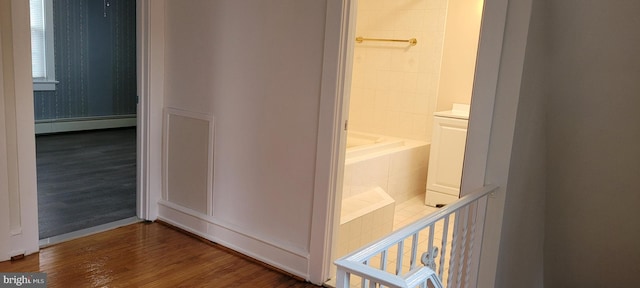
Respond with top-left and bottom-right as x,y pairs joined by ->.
34,0 -> 136,120
545,0 -> 640,286
494,0 -> 546,286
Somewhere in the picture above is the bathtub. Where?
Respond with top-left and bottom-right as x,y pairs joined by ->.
343,131 -> 430,203
336,132 -> 429,259
346,132 -> 405,158
335,187 -> 395,259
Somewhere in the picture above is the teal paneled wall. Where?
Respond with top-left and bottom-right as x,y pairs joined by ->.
34,0 -> 136,120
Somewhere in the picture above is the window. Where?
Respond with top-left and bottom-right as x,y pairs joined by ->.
30,0 -> 57,91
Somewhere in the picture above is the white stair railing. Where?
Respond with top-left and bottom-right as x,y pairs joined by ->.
334,185 -> 498,288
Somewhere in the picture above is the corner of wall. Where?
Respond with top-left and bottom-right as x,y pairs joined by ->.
493,0 -> 546,286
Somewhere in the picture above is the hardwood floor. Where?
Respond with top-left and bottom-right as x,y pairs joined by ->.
0,222 -> 321,287
36,128 -> 137,239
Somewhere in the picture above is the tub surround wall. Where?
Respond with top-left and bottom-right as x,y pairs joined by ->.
349,0 -> 448,142
343,133 -> 430,204
336,187 -> 395,259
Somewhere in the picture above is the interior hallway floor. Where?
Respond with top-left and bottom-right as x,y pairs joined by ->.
36,127 -> 137,239
0,222 -> 320,287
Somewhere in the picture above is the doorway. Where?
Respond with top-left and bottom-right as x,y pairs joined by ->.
326,0 -> 484,284
30,0 -> 139,242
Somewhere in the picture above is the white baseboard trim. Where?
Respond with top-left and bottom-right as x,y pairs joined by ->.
35,116 -> 137,134
157,200 -> 310,280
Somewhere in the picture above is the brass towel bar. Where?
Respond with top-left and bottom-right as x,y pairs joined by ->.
355,36 -> 418,46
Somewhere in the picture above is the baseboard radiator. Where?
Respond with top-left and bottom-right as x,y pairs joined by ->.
35,115 -> 136,134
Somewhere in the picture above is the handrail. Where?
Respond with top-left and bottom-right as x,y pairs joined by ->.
355,36 -> 418,46
334,261 -> 443,288
340,184 -> 497,263
334,184 -> 499,288
334,263 -> 410,288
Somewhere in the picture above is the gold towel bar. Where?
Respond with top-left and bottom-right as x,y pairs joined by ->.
355,36 -> 418,46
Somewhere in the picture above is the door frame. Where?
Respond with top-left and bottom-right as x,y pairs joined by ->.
0,0 -> 40,259
0,0 -> 160,259
136,0 -> 164,221
309,0 -> 511,284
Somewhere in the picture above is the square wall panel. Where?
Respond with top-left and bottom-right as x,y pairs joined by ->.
165,109 -> 213,215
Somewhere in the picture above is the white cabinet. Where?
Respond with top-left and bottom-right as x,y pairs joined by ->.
425,112 -> 468,207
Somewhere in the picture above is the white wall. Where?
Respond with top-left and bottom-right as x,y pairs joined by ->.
494,0 -> 546,286
544,1 -> 640,286
158,0 -> 328,280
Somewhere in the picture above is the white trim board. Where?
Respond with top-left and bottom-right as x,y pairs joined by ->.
1,0 -> 41,261
136,0 -> 165,222
35,116 -> 137,134
157,200 -> 310,279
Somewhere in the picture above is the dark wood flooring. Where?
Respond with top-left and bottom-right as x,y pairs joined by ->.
0,222 -> 321,287
36,128 -> 137,239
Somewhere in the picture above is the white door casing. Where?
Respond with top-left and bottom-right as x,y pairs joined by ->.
0,0 -> 40,260
136,0 -> 164,221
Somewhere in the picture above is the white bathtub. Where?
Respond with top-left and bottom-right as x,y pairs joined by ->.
343,131 -> 430,203
346,132 -> 405,158
335,187 -> 395,259
336,132 -> 428,259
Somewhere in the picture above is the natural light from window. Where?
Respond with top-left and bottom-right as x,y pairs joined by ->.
30,0 -> 56,91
